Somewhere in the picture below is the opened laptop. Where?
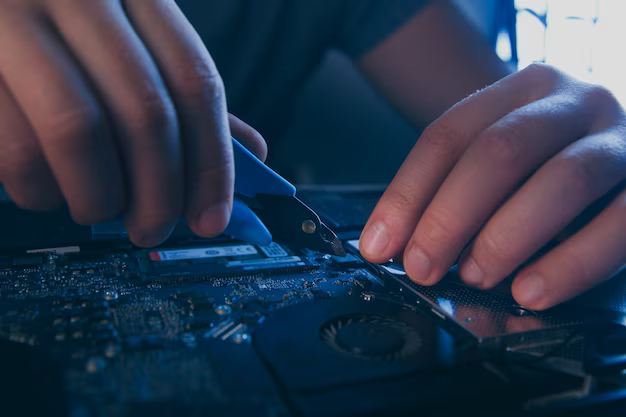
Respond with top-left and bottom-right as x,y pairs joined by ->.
0,185 -> 625,416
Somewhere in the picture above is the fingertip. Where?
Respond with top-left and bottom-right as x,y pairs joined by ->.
191,201 -> 232,238
8,190 -> 65,213
403,243 -> 439,285
124,208 -> 179,248
2,174 -> 65,212
64,171 -> 126,226
512,272 -> 550,310
361,185 -> 423,264
228,114 -> 268,162
126,221 -> 176,248
69,196 -> 125,226
458,257 -> 485,288
359,220 -> 392,263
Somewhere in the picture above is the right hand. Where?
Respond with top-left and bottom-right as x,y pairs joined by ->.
0,0 -> 266,247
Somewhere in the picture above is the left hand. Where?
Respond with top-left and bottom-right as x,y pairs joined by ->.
360,63 -> 626,310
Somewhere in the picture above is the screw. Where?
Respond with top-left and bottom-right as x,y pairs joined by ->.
302,220 -> 317,234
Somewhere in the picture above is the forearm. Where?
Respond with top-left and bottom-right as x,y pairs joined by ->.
358,0 -> 512,129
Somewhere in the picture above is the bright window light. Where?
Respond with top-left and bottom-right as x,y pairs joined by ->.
512,0 -> 626,105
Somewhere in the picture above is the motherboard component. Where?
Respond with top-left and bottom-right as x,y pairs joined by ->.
140,242 -> 319,280
0,239 -> 382,416
0,235 -> 620,417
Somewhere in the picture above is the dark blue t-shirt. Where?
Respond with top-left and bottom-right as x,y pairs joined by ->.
176,0 -> 429,139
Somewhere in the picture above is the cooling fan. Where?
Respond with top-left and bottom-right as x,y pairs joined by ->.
319,314 -> 423,361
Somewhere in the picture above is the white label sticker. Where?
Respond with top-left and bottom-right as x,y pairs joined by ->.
150,245 -> 258,261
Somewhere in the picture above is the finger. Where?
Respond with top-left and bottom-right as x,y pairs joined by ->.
122,0 -> 237,238
228,114 -> 268,162
0,11 -> 124,223
361,63 -> 564,264
406,89 -> 605,286
463,123 -> 626,292
511,185 -> 626,310
46,0 -> 184,246
0,77 -> 63,210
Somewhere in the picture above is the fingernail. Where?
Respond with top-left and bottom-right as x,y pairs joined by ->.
516,273 -> 544,307
405,245 -> 432,283
460,257 -> 484,286
129,223 -> 176,248
360,222 -> 390,256
199,202 -> 231,237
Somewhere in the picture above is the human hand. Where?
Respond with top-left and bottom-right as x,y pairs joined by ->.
360,64 -> 626,310
0,0 -> 266,247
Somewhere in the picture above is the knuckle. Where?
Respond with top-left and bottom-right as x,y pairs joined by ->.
125,87 -> 177,132
474,229 -> 517,266
175,62 -> 225,104
583,84 -> 620,110
418,208 -> 459,246
551,151 -> 598,197
419,121 -> 464,158
382,181 -> 419,214
41,106 -> 102,150
522,63 -> 563,89
479,121 -> 528,167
